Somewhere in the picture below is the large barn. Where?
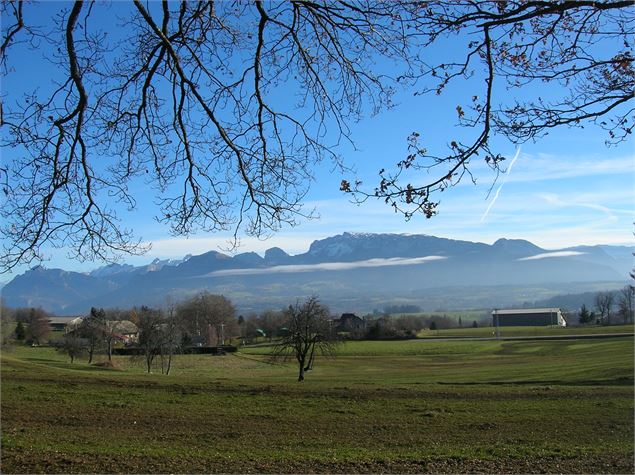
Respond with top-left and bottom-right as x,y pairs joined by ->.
492,308 -> 567,327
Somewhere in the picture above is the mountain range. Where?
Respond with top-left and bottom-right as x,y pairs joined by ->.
2,232 -> 632,315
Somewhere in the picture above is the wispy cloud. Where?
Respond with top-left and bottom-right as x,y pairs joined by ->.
204,256 -> 447,277
518,251 -> 587,261
470,153 -> 634,184
538,193 -> 620,221
480,147 -> 522,222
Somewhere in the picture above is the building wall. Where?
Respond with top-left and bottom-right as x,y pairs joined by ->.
493,311 -> 562,327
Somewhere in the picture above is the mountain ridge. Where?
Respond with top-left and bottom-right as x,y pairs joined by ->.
2,232 -> 631,315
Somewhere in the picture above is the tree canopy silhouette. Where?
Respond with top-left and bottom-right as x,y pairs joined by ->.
1,1 -> 632,271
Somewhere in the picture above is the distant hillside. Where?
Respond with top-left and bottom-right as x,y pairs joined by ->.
2,232 -> 631,315
535,286 -> 630,313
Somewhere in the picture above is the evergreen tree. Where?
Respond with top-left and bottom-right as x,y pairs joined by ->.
14,321 -> 25,340
578,304 -> 593,324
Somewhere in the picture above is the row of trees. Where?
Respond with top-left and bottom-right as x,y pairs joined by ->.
368,314 -> 482,339
53,292 -> 238,373
44,293 -> 335,381
53,295 -> 335,381
7,307 -> 51,345
240,309 -> 484,343
361,314 -> 474,340
238,310 -> 288,343
579,286 -> 634,325
5,286 -> 632,380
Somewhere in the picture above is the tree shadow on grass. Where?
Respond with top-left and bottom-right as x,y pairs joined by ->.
436,377 -> 634,386
23,357 -> 118,372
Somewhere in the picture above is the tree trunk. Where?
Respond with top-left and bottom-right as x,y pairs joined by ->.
297,356 -> 305,382
305,343 -> 316,371
166,352 -> 172,375
107,340 -> 113,362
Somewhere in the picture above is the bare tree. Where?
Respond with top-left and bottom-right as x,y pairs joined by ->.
274,297 -> 337,382
618,285 -> 634,324
2,2 -> 630,271
137,306 -> 165,374
160,300 -> 182,375
80,307 -> 107,364
135,305 -> 183,374
178,292 -> 235,346
344,1 -> 634,218
1,299 -> 14,323
54,334 -> 87,363
102,309 -> 128,363
0,1 -> 423,271
259,309 -> 286,342
241,313 -> 262,344
24,308 -> 50,345
594,291 -> 615,325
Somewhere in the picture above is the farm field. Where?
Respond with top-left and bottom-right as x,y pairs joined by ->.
1,337 -> 633,473
416,323 -> 635,338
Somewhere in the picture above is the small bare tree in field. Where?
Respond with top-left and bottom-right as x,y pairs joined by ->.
55,334 -> 87,364
259,310 -> 286,342
137,306 -> 165,374
24,308 -> 50,345
161,301 -> 182,376
594,291 -> 615,325
178,292 -> 236,347
137,305 -> 181,375
274,297 -> 337,382
618,285 -> 634,323
80,307 -> 107,364
102,309 -> 132,363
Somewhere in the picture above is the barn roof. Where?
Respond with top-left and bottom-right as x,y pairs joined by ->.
341,313 -> 362,320
492,308 -> 561,315
48,316 -> 79,325
65,317 -> 85,330
106,320 -> 138,334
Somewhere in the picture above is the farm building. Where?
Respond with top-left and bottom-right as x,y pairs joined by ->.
105,320 -> 139,344
492,308 -> 567,327
65,317 -> 140,343
64,317 -> 85,333
333,313 -> 365,332
48,316 -> 79,331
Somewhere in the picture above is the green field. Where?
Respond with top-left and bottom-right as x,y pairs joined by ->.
1,337 -> 633,473
417,323 -> 634,338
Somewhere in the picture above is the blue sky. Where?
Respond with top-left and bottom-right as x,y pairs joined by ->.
1,2 -> 633,278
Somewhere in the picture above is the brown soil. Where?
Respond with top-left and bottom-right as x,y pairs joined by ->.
2,448 -> 633,474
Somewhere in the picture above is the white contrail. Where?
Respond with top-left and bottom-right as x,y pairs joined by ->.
480,147 -> 522,222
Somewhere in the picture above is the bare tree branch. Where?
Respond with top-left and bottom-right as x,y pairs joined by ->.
345,1 -> 634,219
1,1 -> 632,271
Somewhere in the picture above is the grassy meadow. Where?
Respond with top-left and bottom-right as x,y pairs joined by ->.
416,323 -> 634,338
1,336 -> 633,473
